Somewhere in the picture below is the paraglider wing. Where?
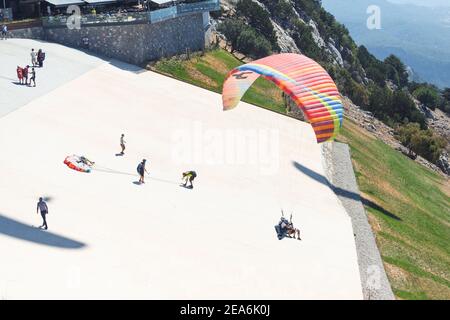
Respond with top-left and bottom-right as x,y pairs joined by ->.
222,53 -> 343,143
64,155 -> 91,173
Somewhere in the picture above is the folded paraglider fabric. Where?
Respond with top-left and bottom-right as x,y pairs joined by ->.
64,155 -> 91,173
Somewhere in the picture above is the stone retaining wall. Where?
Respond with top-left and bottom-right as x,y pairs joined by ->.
6,13 -> 210,66
321,142 -> 395,300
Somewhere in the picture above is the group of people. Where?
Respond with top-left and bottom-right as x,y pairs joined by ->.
123,135 -> 196,188
31,48 -> 46,68
16,65 -> 35,86
16,48 -> 45,87
36,132 -> 299,237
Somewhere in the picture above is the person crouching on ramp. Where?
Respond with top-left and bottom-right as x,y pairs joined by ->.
181,171 -> 197,189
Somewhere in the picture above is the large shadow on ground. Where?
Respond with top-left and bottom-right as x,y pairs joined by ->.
0,214 -> 86,249
292,161 -> 402,221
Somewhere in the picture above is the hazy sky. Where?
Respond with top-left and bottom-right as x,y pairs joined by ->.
387,0 -> 450,7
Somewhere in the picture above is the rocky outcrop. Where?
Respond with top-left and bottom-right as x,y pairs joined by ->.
272,20 -> 300,54
342,96 -> 448,176
437,151 -> 450,175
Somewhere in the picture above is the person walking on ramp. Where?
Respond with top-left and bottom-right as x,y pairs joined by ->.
36,197 -> 49,230
119,134 -> 126,155
137,159 -> 149,184
29,67 -> 36,87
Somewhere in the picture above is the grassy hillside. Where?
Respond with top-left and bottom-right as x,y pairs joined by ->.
151,48 -> 450,299
338,120 -> 450,299
150,49 -> 285,113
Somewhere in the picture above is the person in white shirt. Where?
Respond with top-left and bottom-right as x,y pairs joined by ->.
120,134 -> 126,155
1,25 -> 7,40
31,48 -> 37,66
36,197 -> 49,230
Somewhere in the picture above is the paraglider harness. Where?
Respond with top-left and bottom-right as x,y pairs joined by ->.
275,210 -> 299,240
78,156 -> 95,167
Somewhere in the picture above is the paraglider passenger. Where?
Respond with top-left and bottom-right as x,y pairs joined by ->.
275,211 -> 301,240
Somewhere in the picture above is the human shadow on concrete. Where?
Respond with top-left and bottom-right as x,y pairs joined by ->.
0,75 -> 17,81
0,214 -> 86,249
292,161 -> 402,221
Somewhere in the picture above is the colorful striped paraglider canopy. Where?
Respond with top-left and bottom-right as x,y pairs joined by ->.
222,53 -> 343,143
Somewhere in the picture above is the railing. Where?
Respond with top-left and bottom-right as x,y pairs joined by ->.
148,6 -> 178,24
176,0 -> 220,15
42,0 -> 220,28
4,18 -> 42,30
42,11 -> 148,27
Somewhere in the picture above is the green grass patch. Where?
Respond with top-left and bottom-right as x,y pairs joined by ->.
339,120 -> 450,299
394,289 -> 429,300
152,49 -> 285,113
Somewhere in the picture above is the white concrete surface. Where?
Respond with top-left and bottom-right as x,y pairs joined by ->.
0,40 -> 363,299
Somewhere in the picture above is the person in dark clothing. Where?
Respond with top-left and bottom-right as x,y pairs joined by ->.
137,159 -> 149,184
22,66 -> 29,85
181,171 -> 197,189
37,197 -> 49,230
37,49 -> 45,68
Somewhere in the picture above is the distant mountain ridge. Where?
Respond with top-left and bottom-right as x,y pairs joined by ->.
322,0 -> 450,88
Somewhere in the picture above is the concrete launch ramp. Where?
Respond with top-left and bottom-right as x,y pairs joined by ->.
0,40 -> 362,299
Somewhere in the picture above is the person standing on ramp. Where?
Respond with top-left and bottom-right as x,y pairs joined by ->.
120,134 -> 126,155
31,49 -> 37,67
137,159 -> 149,184
29,67 -> 36,87
36,197 -> 49,230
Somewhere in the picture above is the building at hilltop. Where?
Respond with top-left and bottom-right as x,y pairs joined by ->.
3,0 -> 220,65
